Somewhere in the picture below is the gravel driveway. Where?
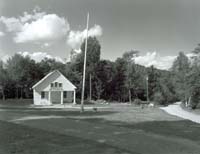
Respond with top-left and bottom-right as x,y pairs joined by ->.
161,102 -> 200,124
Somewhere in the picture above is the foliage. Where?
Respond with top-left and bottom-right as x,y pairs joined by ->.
171,52 -> 190,102
3,40 -> 200,108
74,36 -> 101,99
153,92 -> 164,105
113,58 -> 127,102
147,66 -> 161,101
133,98 -> 143,105
122,50 -> 140,103
0,61 -> 8,99
93,60 -> 115,100
186,65 -> 200,109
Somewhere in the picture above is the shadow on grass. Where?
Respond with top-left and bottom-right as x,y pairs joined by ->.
81,118 -> 200,143
0,120 -> 136,154
0,107 -> 117,117
0,101 -> 117,116
124,120 -> 200,142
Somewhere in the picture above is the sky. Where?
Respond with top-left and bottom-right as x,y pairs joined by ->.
0,0 -> 200,69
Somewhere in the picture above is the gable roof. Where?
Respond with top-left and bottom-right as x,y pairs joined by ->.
32,70 -> 76,89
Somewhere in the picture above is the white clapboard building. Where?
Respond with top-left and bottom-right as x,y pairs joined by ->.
32,70 -> 76,105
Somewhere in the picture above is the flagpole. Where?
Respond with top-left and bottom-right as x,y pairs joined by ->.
81,13 -> 89,112
146,75 -> 149,103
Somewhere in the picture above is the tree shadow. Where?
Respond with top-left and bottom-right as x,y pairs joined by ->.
83,119 -> 200,142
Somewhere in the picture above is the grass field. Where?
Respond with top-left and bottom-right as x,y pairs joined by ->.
0,120 -> 131,154
0,100 -> 200,154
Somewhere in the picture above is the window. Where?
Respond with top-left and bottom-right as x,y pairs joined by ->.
41,91 -> 45,99
51,83 -> 53,87
63,91 -> 67,98
59,83 -> 62,87
55,82 -> 58,87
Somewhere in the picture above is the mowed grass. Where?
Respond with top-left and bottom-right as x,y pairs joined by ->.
1,101 -> 200,154
5,116 -> 200,154
83,118 -> 200,143
0,120 -> 131,154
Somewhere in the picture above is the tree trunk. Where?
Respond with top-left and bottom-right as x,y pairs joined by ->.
97,93 -> 100,100
20,87 -> 23,99
2,87 -> 5,100
128,89 -> 132,103
16,88 -> 18,99
188,96 -> 191,107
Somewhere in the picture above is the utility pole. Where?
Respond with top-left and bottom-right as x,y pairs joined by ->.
146,75 -> 149,103
89,74 -> 92,102
81,13 -> 89,112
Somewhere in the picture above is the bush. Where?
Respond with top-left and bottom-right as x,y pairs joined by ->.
96,99 -> 106,104
133,98 -> 142,105
75,98 -> 94,105
190,87 -> 200,109
190,96 -> 200,109
153,92 -> 164,105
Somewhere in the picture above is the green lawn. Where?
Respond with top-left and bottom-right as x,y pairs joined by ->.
0,102 -> 200,154
0,120 -> 131,154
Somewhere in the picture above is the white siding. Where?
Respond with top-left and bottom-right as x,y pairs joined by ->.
33,70 -> 76,105
35,72 -> 60,92
40,91 -> 51,105
33,89 -> 41,105
43,73 -> 76,91
33,90 -> 51,105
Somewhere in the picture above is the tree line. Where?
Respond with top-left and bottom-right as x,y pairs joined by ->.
0,37 -> 200,108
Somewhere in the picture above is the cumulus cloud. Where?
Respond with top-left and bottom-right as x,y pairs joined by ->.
0,16 -> 22,32
19,8 -> 45,23
0,8 -> 69,43
43,42 -> 50,47
67,24 -> 102,48
1,54 -> 10,63
134,52 -> 176,70
74,48 -> 81,53
18,51 -> 65,63
15,14 -> 69,43
0,31 -> 4,36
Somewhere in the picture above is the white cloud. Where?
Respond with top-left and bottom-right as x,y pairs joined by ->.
134,52 -> 176,70
74,48 -> 81,53
1,54 -> 10,63
0,9 -> 69,43
43,42 -> 50,47
18,51 -> 65,63
186,52 -> 195,58
0,31 -> 4,36
0,16 -> 22,32
19,8 -> 45,23
67,24 -> 102,48
67,48 -> 82,62
1,51 -> 195,70
15,14 -> 69,43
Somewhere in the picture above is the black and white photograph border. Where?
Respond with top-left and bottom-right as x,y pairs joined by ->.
0,0 -> 200,154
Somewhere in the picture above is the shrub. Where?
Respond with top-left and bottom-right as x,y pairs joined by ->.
96,99 -> 106,104
190,95 -> 200,109
133,98 -> 142,105
75,98 -> 94,105
190,87 -> 200,109
153,92 -> 164,105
